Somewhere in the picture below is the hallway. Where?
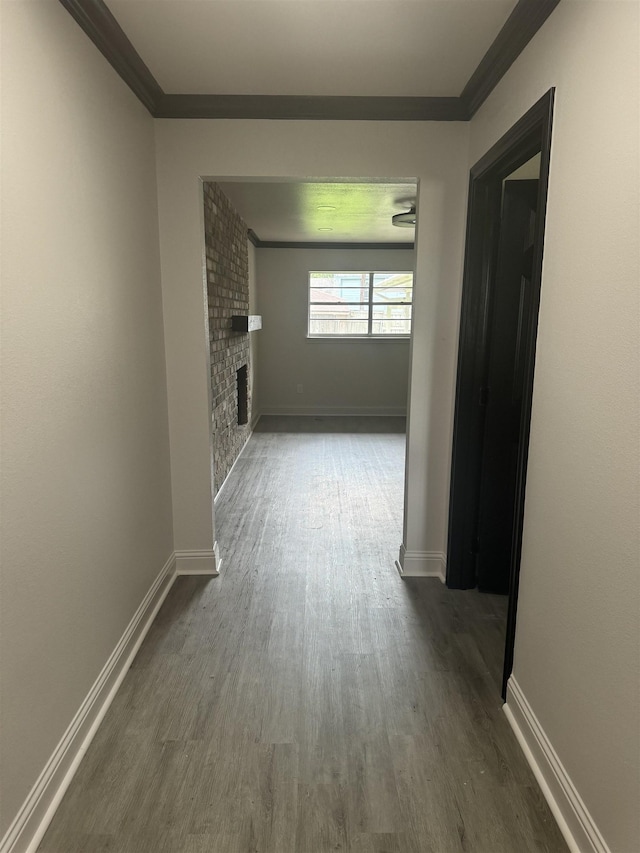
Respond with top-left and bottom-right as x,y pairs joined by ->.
38,417 -> 567,853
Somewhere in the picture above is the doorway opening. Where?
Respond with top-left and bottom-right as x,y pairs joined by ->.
203,175 -> 417,508
447,90 -> 555,698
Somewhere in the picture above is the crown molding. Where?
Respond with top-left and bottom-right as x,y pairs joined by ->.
460,0 -> 562,118
58,0 -> 163,113
247,229 -> 261,248
154,94 -> 466,121
247,230 -> 414,250
258,241 -> 415,250
58,0 -> 561,122
247,228 -> 414,249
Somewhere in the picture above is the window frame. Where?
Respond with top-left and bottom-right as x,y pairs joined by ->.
307,270 -> 413,339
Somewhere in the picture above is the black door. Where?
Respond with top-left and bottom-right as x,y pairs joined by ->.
476,179 -> 539,594
447,88 -> 555,697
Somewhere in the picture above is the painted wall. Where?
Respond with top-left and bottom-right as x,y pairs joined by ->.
0,1 -> 173,836
154,121 -> 470,565
469,2 -> 639,850
248,240 -> 260,424
255,248 -> 413,416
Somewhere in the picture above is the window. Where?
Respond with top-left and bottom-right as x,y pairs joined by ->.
308,271 -> 413,337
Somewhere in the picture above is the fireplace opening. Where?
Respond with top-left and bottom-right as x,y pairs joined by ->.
237,365 -> 248,426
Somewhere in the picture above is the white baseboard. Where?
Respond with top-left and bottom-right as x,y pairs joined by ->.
214,430 -> 254,506
0,554 -> 177,853
504,677 -> 610,853
174,544 -> 221,576
258,405 -> 407,417
396,544 -> 446,581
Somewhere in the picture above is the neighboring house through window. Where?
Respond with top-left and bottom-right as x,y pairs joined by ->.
308,271 -> 413,337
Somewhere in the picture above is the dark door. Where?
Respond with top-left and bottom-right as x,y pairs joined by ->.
476,180 -> 539,594
446,88 -> 555,697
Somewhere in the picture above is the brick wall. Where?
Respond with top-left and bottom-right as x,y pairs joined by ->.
203,182 -> 251,493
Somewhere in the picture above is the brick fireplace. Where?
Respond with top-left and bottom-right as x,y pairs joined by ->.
202,182 -> 252,493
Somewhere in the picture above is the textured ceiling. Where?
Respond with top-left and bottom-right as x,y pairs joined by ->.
106,0 -> 516,97
217,180 -> 419,243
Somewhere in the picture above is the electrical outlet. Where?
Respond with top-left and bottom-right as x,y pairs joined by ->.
296,383 -> 303,394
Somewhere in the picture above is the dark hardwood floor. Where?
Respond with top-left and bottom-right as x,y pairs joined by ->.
38,415 -> 567,852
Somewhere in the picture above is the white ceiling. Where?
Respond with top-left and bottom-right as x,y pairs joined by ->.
106,0 -> 517,97
216,180 -> 419,243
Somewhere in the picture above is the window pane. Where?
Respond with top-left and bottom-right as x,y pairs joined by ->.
373,273 -> 412,286
372,289 -> 412,303
309,305 -> 368,322
372,273 -> 413,303
310,287 -> 369,304
309,319 -> 369,336
371,318 -> 412,335
310,273 -> 368,288
370,304 -> 412,321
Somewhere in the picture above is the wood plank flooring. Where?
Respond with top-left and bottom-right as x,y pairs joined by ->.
38,416 -> 568,853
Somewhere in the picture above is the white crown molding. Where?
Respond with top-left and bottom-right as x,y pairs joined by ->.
0,554 -> 177,853
504,677 -> 611,853
396,543 -> 446,581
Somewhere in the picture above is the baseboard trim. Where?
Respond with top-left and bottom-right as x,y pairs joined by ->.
396,544 -> 446,581
259,406 -> 407,417
174,544 -> 221,576
504,677 -> 610,853
214,431 -> 254,506
0,553 -> 177,853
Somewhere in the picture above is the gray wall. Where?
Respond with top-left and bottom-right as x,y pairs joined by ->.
469,2 -> 640,849
255,248 -> 413,416
154,116 -> 469,616
248,240 -> 260,425
1,0 -> 173,834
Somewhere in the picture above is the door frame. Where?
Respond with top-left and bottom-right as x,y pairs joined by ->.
446,89 -> 555,697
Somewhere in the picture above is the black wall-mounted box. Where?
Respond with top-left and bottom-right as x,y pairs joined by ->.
231,315 -> 262,332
